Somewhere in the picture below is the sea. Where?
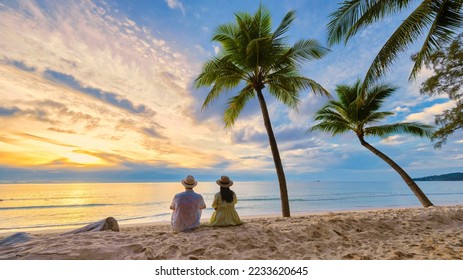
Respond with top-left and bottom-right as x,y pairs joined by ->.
0,181 -> 462,234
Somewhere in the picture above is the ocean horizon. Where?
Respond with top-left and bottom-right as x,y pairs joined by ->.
1,180 -> 462,234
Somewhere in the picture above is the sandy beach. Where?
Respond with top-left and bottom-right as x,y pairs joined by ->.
1,205 -> 462,260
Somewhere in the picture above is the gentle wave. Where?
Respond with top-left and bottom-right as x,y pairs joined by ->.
428,192 -> 463,196
2,181 -> 462,233
0,213 -> 170,231
3,192 -> 460,203
117,212 -> 170,222
240,193 -> 417,203
132,201 -> 165,207
0,203 -> 113,211
0,196 -> 100,202
241,191 -> 463,203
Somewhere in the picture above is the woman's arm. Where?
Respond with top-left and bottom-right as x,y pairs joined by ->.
212,193 -> 219,210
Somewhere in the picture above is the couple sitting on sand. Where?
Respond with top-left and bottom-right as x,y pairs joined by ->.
170,175 -> 242,232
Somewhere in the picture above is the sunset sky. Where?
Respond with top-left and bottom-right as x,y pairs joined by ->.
0,0 -> 461,183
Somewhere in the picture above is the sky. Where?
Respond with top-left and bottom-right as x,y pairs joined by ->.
0,0 -> 461,183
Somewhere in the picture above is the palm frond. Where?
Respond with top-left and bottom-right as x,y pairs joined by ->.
327,0 -> 414,46
298,77 -> 331,98
252,4 -> 272,37
246,37 -> 272,68
195,57 -> 247,110
195,57 -> 245,87
327,0 -> 371,46
363,1 -> 434,86
197,4 -> 329,133
345,0 -> 415,43
272,10 -> 296,42
410,0 -> 463,79
312,79 -> 434,141
212,23 -> 240,56
322,100 -> 353,122
313,105 -> 353,126
268,75 -> 330,96
223,86 -> 255,128
360,83 -> 397,117
308,121 -> 352,136
267,83 -> 300,110
361,111 -> 394,125
335,81 -> 360,107
365,122 -> 434,138
290,39 -> 330,63
213,23 -> 238,42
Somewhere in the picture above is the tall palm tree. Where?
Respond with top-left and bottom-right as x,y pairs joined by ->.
195,5 -> 331,217
327,0 -> 463,86
309,80 -> 434,207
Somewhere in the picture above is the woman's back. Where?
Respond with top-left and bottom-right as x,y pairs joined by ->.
209,176 -> 242,227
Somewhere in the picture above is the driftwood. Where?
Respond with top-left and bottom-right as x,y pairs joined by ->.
0,232 -> 30,247
63,217 -> 120,234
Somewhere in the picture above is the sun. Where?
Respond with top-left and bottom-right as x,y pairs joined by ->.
64,151 -> 105,165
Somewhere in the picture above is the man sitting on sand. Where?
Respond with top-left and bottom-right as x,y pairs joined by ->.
169,175 -> 206,232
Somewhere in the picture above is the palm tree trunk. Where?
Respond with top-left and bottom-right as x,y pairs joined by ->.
358,136 -> 434,207
256,90 -> 291,217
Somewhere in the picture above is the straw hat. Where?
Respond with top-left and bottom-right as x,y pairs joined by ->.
216,175 -> 233,188
181,175 -> 197,189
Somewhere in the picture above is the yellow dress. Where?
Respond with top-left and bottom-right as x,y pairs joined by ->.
209,192 -> 242,226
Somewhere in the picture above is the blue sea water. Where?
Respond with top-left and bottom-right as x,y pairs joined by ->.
0,181 -> 462,234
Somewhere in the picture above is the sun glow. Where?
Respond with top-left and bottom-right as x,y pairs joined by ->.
64,152 -> 105,165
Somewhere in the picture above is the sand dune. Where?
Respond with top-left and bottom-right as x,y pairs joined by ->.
1,205 -> 462,260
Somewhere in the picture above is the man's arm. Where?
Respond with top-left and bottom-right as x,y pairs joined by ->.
199,196 -> 206,209
170,195 -> 176,210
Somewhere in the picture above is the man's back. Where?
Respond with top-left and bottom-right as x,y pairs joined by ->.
170,190 -> 206,232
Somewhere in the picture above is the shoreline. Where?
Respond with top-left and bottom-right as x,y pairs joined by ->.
0,204 -> 425,237
1,204 -> 462,260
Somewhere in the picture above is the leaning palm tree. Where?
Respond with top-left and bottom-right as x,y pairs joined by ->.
309,80 -> 434,207
195,5 -> 330,217
327,0 -> 463,86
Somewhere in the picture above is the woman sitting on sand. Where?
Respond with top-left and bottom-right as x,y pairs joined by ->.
209,175 -> 242,227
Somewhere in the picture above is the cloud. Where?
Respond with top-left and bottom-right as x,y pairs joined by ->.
393,106 -> 410,114
3,59 -> 37,72
405,101 -> 456,124
0,106 -> 21,116
43,69 -> 155,116
115,119 -> 165,140
17,132 -> 77,148
1,0 -> 461,181
231,124 -> 267,146
213,45 -> 220,55
0,0 -> 194,106
194,44 -> 208,56
47,127 -> 77,134
165,0 -> 185,15
0,94 -> 102,130
379,135 -> 407,146
0,104 -> 56,123
0,0 -> 224,171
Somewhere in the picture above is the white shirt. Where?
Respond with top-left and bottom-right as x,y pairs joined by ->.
170,189 -> 206,232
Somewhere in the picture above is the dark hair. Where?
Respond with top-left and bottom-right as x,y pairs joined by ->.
220,187 -> 234,203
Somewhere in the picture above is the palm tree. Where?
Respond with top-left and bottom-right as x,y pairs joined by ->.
195,5 -> 331,217
327,0 -> 463,86
309,80 -> 434,207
